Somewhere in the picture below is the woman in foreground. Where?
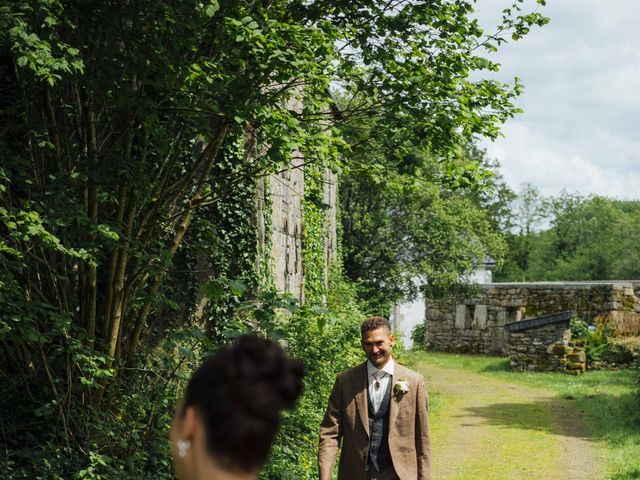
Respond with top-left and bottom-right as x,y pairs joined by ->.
170,335 -> 304,480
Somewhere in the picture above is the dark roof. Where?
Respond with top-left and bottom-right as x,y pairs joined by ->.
504,310 -> 575,333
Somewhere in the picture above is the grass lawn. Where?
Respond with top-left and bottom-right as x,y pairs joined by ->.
407,351 -> 640,480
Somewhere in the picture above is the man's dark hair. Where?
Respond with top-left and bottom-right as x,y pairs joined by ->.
360,316 -> 392,336
182,335 -> 304,473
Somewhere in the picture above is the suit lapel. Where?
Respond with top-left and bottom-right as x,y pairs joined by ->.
354,362 -> 369,437
388,363 -> 403,428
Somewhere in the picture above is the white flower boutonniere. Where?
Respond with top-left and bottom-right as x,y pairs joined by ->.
393,378 -> 410,399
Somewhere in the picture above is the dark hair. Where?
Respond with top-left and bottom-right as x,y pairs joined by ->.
361,316 -> 391,336
182,335 -> 304,472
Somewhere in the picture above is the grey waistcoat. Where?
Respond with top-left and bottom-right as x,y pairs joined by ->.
367,377 -> 393,472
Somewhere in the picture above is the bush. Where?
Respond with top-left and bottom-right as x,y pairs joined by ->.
0,322 -> 202,480
572,317 -> 640,367
260,274 -> 364,480
601,341 -> 637,365
571,318 -> 611,363
410,323 -> 427,350
570,318 -> 590,339
585,338 -> 608,363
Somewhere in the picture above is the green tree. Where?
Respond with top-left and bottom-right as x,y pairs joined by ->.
531,195 -> 640,280
1,0 -> 548,477
461,143 -> 517,232
496,192 -> 640,281
0,0 -> 549,367
340,145 -> 507,313
495,182 -> 547,281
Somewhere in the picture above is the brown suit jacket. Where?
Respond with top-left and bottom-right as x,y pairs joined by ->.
318,361 -> 431,480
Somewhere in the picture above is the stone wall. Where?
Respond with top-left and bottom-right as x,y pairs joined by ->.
323,167 -> 339,278
505,318 -> 585,374
269,161 -> 305,300
425,281 -> 640,355
509,338 -> 587,375
255,164 -> 338,304
253,88 -> 338,303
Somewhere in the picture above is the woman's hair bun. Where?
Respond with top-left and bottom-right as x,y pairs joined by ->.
221,335 -> 304,416
182,335 -> 304,472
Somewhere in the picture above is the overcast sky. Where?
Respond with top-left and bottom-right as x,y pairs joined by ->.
474,0 -> 640,200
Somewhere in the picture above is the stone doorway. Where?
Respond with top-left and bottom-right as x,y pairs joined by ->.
492,306 -> 522,354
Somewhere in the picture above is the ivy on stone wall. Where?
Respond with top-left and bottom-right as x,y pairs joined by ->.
300,104 -> 344,307
256,176 -> 276,293
259,119 -> 366,479
302,161 -> 329,307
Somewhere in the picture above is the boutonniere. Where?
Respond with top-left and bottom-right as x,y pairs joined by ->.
393,378 -> 410,399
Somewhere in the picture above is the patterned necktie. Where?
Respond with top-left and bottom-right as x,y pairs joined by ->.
372,371 -> 385,412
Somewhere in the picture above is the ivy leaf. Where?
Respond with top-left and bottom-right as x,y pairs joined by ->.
228,279 -> 247,296
204,1 -> 220,17
203,281 -> 226,302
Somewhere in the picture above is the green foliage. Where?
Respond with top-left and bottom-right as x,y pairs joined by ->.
572,319 -> 640,366
340,141 -> 507,313
328,1 -> 548,166
1,0 -> 548,477
494,183 -> 546,280
636,367 -> 640,415
259,146 -> 362,478
261,274 -> 364,479
1,1 -> 84,85
302,161 -> 331,307
187,272 -> 365,480
582,322 -> 611,363
570,318 -> 590,339
584,336 -> 609,363
410,323 -> 427,350
496,190 -> 640,281
0,320 -> 202,479
179,169 -> 262,341
601,341 -> 639,366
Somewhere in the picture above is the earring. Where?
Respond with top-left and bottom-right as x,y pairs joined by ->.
177,439 -> 191,458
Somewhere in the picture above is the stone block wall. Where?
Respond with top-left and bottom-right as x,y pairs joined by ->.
510,339 -> 587,375
254,163 -> 338,305
425,281 -> 640,355
507,322 -> 571,358
506,321 -> 587,374
255,92 -> 339,304
270,162 -> 305,301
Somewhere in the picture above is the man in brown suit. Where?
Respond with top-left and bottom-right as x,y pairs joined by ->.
318,317 -> 430,480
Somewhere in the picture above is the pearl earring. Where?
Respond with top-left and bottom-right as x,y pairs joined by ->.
177,439 -> 191,458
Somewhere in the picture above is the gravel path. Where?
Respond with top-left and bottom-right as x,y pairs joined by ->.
417,363 -> 606,480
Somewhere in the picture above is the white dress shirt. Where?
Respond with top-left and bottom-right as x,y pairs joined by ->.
367,358 -> 395,413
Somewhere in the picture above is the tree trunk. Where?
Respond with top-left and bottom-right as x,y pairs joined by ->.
125,124 -> 229,364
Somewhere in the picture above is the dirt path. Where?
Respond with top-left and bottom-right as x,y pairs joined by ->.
416,363 -> 607,480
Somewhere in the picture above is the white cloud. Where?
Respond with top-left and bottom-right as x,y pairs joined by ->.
474,0 -> 640,200
483,122 -> 640,199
